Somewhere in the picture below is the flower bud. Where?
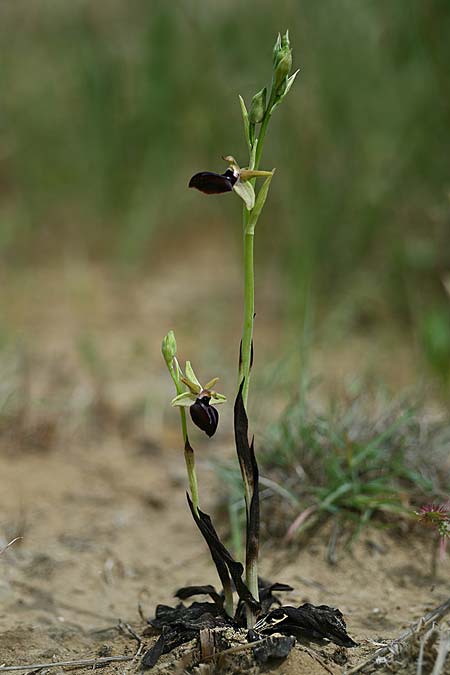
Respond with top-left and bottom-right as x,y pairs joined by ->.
249,87 -> 267,124
272,33 -> 282,67
162,330 -> 177,365
273,30 -> 292,95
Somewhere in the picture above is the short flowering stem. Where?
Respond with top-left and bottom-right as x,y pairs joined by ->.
166,357 -> 200,515
183,434 -> 200,515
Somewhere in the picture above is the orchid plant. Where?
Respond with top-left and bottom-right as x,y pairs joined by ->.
161,31 -> 298,628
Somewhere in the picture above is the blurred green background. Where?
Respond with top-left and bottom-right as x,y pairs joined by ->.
1,0 -> 449,385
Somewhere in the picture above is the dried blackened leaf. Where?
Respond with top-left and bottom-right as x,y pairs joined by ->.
246,629 -> 260,643
246,437 -> 259,571
254,603 -> 358,648
234,381 -> 252,486
265,583 -> 294,593
238,339 -> 254,372
142,629 -> 166,669
252,635 -> 296,665
150,604 -> 177,628
175,585 -> 223,607
154,626 -> 196,655
150,601 -> 223,630
294,603 -> 358,647
187,493 -> 259,612
148,601 -> 229,657
259,581 -> 294,613
236,580 -> 293,624
234,382 -> 259,596
186,495 -> 233,607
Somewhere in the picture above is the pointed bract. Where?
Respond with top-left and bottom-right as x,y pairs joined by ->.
233,180 -> 255,210
171,391 -> 195,407
185,361 -> 202,391
238,94 -> 251,151
249,88 -> 267,124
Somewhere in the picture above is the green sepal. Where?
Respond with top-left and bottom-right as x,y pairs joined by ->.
271,69 -> 299,112
272,33 -> 282,66
174,357 -> 182,382
240,169 -> 273,181
184,361 -> 202,393
172,391 -> 196,407
210,392 -> 227,405
249,87 -> 266,124
285,69 -> 299,95
249,140 -> 258,170
204,377 -> 219,390
233,180 -> 255,210
238,95 -> 251,152
246,171 -> 275,233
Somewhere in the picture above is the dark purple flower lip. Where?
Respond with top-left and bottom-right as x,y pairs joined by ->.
190,395 -> 219,437
189,168 -> 238,195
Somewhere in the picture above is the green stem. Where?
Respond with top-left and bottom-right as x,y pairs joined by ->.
167,355 -> 233,616
182,418 -> 199,515
241,226 -> 254,408
167,359 -> 200,515
241,224 -> 257,628
239,109 -> 272,402
239,107 -> 274,628
253,110 -> 271,170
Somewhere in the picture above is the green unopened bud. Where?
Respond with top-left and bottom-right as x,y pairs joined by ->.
162,330 -> 177,365
273,30 -> 292,95
249,87 -> 267,124
272,33 -> 282,66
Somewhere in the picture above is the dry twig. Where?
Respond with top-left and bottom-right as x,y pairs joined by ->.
416,625 -> 438,675
0,655 -> 135,672
346,597 -> 450,675
301,644 -> 336,675
430,626 -> 450,675
0,537 -> 22,556
0,623 -> 144,674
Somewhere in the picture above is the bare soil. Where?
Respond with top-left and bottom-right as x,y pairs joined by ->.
0,245 -> 448,674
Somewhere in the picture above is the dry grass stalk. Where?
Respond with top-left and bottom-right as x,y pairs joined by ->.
346,597 -> 450,675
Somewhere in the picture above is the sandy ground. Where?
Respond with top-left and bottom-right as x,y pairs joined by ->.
0,242 -> 448,673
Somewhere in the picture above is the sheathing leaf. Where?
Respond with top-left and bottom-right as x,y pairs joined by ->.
187,493 -> 259,612
234,381 -> 259,576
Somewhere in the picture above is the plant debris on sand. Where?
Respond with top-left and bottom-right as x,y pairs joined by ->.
142,379 -> 357,670
141,581 -> 357,671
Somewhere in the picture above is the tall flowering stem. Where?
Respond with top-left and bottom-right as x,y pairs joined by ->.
238,31 -> 298,627
184,31 -> 298,628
